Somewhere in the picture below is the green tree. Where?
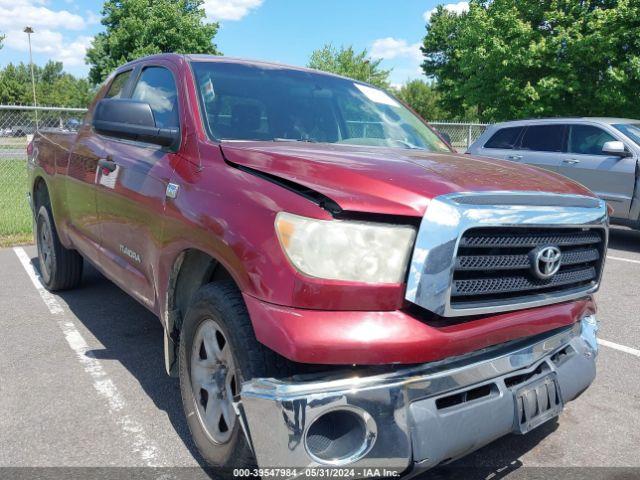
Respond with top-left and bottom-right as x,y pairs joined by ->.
0,61 -> 92,107
86,0 -> 221,85
395,79 -> 446,121
422,0 -> 640,122
308,44 -> 392,89
0,64 -> 29,104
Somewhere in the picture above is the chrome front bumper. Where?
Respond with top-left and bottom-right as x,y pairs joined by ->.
239,316 -> 598,475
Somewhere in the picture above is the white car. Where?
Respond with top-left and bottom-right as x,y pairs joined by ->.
468,117 -> 640,227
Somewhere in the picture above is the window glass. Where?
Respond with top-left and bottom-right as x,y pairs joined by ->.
520,125 -> 565,152
568,125 -> 616,155
340,93 -> 386,140
132,67 -> 179,129
613,123 -> 640,146
484,127 -> 523,149
105,70 -> 131,99
191,62 -> 450,152
207,95 -> 270,140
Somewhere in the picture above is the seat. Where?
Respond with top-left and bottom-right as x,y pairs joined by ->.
230,104 -> 268,140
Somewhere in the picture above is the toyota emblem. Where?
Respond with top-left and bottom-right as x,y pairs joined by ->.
530,245 -> 562,280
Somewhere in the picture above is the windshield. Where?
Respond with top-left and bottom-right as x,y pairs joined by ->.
191,61 -> 450,152
613,123 -> 640,146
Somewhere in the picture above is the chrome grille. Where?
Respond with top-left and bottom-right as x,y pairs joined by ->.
451,227 -> 605,309
458,230 -> 602,249
456,248 -> 600,271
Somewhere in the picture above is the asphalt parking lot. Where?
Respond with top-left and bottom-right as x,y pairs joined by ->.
1,228 -> 639,478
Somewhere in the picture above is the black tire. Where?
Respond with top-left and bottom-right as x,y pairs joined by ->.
36,205 -> 83,291
179,281 -> 291,473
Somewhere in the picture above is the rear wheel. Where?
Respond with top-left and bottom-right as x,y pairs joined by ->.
36,205 -> 83,291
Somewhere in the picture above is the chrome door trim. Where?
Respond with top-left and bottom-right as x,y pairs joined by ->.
404,191 -> 609,317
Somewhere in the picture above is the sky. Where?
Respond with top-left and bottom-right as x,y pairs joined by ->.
0,0 -> 469,86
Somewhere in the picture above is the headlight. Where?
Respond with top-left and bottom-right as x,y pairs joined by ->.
275,212 -> 416,283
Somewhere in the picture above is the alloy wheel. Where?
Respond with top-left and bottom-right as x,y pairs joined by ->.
190,319 -> 238,444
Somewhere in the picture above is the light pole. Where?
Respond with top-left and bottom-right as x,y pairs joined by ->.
23,26 -> 38,131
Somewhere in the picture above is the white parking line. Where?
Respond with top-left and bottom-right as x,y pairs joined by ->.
607,255 -> 640,265
13,247 -> 65,315
599,338 -> 640,358
12,247 -> 162,467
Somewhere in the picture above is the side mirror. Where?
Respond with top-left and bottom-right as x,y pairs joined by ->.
93,98 -> 179,148
602,140 -> 629,157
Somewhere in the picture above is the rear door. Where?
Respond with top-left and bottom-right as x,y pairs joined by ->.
514,124 -> 567,173
64,69 -> 132,251
473,125 -> 525,161
95,62 -> 182,310
559,123 -> 636,218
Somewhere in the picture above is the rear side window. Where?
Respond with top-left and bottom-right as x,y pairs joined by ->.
520,125 -> 565,152
105,70 -> 131,99
568,125 -> 616,155
484,127 -> 523,149
131,66 -> 179,129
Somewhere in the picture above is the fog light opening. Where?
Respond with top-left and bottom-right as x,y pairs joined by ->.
304,408 -> 376,466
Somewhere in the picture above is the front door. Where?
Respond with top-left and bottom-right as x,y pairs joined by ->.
95,64 -> 182,310
559,124 -> 636,219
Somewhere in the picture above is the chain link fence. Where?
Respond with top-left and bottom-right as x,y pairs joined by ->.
0,105 -> 489,244
430,122 -> 489,151
0,105 -> 87,244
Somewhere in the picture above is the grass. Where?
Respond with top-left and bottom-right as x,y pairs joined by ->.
0,157 -> 33,246
0,232 -> 33,248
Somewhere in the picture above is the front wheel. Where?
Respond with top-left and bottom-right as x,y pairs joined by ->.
179,281 -> 291,473
36,205 -> 83,291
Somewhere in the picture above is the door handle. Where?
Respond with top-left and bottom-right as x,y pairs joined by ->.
562,158 -> 580,165
98,157 -> 117,173
507,155 -> 523,160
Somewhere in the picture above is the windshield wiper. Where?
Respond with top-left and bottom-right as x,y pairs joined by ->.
391,139 -> 426,150
272,137 -> 318,143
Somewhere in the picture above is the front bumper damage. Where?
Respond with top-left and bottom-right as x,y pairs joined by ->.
238,316 -> 598,476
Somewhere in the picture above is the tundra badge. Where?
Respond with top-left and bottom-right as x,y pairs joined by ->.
120,244 -> 141,263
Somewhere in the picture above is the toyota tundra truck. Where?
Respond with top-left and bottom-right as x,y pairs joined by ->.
27,54 -> 606,476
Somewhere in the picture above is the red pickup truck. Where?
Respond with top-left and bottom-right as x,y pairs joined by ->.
28,53 -> 606,476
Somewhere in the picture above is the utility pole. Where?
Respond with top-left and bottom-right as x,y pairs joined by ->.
23,26 -> 38,131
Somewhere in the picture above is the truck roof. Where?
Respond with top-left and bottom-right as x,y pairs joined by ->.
117,52 -> 371,85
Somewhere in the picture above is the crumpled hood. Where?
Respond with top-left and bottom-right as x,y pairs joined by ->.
221,141 -> 594,217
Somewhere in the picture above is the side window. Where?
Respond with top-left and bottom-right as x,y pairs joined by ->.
520,125 -> 565,152
568,125 -> 616,155
105,70 -> 132,99
131,67 -> 179,129
484,127 -> 524,149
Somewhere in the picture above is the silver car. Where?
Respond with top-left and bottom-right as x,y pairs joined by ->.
468,118 -> 640,226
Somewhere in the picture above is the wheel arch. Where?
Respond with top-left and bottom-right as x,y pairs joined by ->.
32,175 -> 51,212
163,247 -> 241,376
